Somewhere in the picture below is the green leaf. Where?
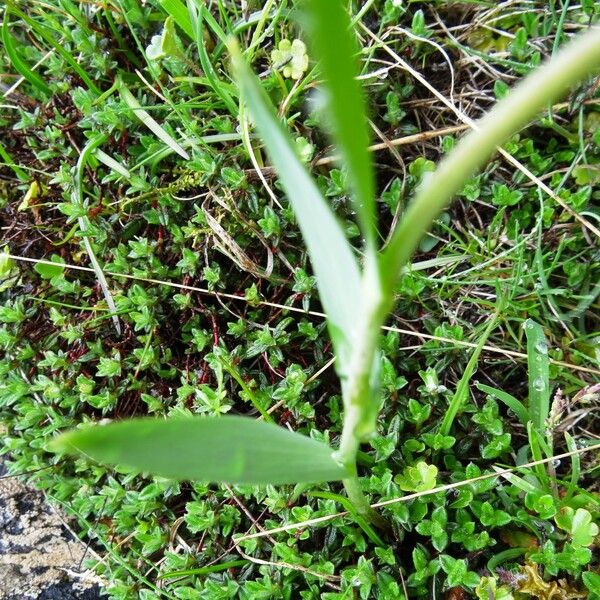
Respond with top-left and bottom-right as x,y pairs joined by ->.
439,555 -> 467,588
119,83 -> 190,160
0,247 -> 15,278
2,10 -> 51,96
481,432 -> 511,459
475,576 -> 514,600
50,416 -> 347,485
478,501 -> 511,527
476,383 -> 530,428
305,0 -> 375,243
439,312 -> 498,436
34,255 -> 65,280
230,42 -> 362,370
8,4 -> 100,94
555,507 -> 599,547
395,461 -> 438,492
524,319 -> 551,432
271,39 -> 309,80
146,16 -> 180,60
153,0 -> 194,39
583,572 -> 600,600
187,0 -> 238,117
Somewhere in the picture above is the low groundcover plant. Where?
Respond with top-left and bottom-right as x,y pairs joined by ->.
51,1 -> 600,530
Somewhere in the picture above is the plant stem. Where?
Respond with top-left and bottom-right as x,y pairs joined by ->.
336,258 -> 390,528
338,28 -> 600,527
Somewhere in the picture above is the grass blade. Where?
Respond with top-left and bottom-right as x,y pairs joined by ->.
186,0 -> 238,116
476,383 -> 530,428
119,84 -> 190,160
439,314 -> 498,436
564,432 -> 580,501
50,416 -> 348,484
2,11 -> 51,96
152,0 -> 228,44
305,0 -> 375,244
493,466 -> 542,494
523,319 -> 550,433
94,149 -> 131,179
527,421 -> 551,491
230,42 -> 362,370
153,0 -> 194,39
380,27 -> 600,294
9,5 -> 100,95
158,560 -> 249,580
74,135 -> 121,335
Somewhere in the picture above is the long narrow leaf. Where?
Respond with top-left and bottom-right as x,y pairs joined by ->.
153,0 -> 194,39
187,0 -> 238,116
476,383 -> 530,428
152,0 -> 228,45
380,28 -> 600,294
524,319 -> 550,433
230,42 -> 362,370
2,11 -> 51,96
119,84 -> 190,160
51,416 -> 348,484
305,0 -> 375,244
75,135 -> 121,335
439,314 -> 498,436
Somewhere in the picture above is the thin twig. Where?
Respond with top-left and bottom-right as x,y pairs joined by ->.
7,253 -> 600,376
235,442 -> 600,541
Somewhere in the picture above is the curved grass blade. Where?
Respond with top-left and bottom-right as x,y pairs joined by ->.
187,0 -> 238,116
153,0 -> 228,44
380,27 -> 600,294
50,416 -> 348,485
230,42 -> 362,370
158,560 -> 249,580
2,11 -> 51,96
305,0 -> 375,245
439,313 -> 498,436
153,0 -> 194,39
476,383 -> 530,428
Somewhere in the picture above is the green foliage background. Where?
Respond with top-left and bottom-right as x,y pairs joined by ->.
1,1 -> 599,598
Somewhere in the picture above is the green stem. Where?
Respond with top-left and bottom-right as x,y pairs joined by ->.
336,258 -> 390,528
380,27 -> 600,293
338,28 -> 600,528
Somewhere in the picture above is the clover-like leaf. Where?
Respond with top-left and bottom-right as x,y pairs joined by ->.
555,507 -> 599,547
416,507 -> 448,551
478,501 -> 512,528
439,555 -> 479,589
271,39 -> 308,80
524,492 -> 556,519
395,461 -> 438,492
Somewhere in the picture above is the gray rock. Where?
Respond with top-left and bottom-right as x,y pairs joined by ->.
0,461 -> 104,599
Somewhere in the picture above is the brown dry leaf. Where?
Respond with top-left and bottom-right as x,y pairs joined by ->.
517,563 -> 586,599
445,587 -> 466,600
499,529 -> 539,549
